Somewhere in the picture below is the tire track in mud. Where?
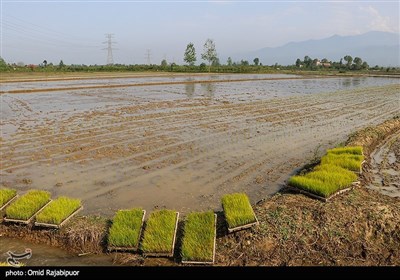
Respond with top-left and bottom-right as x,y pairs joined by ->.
78,101 -> 399,202
1,83 -> 399,214
1,92 -> 392,171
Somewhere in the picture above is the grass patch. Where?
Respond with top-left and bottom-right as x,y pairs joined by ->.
141,209 -> 178,255
107,208 -> 144,249
327,146 -> 363,155
181,211 -> 216,263
0,188 -> 17,208
321,153 -> 364,172
35,196 -> 81,225
5,190 -> 51,220
221,193 -> 257,229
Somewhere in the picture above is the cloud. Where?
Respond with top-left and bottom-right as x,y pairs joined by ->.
361,6 -> 397,33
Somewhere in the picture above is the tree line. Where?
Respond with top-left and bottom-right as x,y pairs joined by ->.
1,39 -> 398,73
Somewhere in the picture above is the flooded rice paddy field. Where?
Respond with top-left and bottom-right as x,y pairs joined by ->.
1,74 -> 399,216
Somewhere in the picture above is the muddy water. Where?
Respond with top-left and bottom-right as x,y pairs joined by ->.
366,132 -> 400,197
0,75 -> 399,217
0,237 -> 114,266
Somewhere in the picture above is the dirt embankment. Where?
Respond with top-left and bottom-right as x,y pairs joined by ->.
0,118 -> 399,266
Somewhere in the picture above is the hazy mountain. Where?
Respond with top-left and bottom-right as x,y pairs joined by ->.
229,31 -> 400,67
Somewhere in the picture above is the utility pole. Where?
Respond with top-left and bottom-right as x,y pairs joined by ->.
145,49 -> 152,65
103,34 -> 116,65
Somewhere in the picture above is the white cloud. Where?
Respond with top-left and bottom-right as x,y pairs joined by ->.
361,6 -> 397,33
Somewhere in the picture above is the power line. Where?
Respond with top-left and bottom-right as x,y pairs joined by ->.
102,34 -> 116,65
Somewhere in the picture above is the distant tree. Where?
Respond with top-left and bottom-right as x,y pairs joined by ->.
321,58 -> 328,63
201,38 -> 217,72
240,60 -> 249,66
253,57 -> 259,66
344,55 -> 353,69
184,42 -> 197,66
199,62 -> 207,72
161,59 -> 168,68
353,57 -> 362,70
295,58 -> 302,67
211,57 -> 220,66
0,57 -> 8,71
303,55 -> 312,68
227,57 -> 232,66
361,61 -> 369,70
58,60 -> 65,68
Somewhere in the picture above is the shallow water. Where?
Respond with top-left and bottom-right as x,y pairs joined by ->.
0,237 -> 114,266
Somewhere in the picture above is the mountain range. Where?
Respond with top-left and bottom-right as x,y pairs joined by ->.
229,31 -> 400,67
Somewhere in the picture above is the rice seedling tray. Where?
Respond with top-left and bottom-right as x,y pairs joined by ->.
287,185 -> 354,202
181,213 -> 217,265
34,206 -> 83,229
0,193 -> 18,212
222,193 -> 259,233
4,200 -> 52,225
227,216 -> 259,233
107,209 -> 146,252
141,210 -> 179,257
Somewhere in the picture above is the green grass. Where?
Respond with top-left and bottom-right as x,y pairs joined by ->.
141,209 -> 178,254
321,153 -> 364,171
5,190 -> 51,220
181,211 -> 215,262
221,193 -> 257,229
0,188 -> 17,208
35,196 -> 81,225
107,208 -> 144,248
327,146 -> 363,155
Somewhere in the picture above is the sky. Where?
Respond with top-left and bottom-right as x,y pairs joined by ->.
1,0 -> 399,65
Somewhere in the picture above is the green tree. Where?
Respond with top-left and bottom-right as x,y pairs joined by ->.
184,42 -> 196,66
361,61 -> 369,70
344,55 -> 353,69
160,59 -> 168,68
353,57 -> 362,70
295,58 -> 302,67
58,60 -> 65,68
212,57 -> 220,66
201,38 -> 217,72
0,57 -> 8,71
303,55 -> 312,68
227,57 -> 232,66
253,57 -> 259,66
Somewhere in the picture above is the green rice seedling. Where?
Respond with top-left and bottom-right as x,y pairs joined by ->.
108,208 -> 144,249
141,209 -> 178,255
181,211 -> 216,263
221,193 -> 257,230
314,163 -> 357,174
289,176 -> 337,198
35,196 -> 81,225
321,153 -> 364,171
0,188 -> 17,208
5,190 -> 51,220
305,170 -> 357,188
327,146 -> 363,155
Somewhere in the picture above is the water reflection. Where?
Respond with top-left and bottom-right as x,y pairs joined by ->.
201,83 -> 216,98
184,79 -> 195,98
